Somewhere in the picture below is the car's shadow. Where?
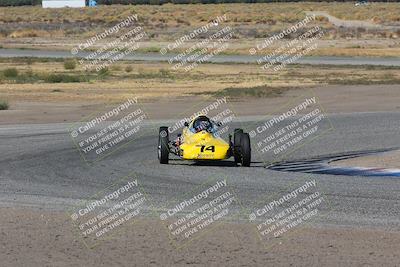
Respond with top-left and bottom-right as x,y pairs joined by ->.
168,158 -> 265,168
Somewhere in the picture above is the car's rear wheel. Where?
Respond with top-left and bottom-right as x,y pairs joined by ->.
158,127 -> 169,164
233,128 -> 243,163
240,132 -> 251,167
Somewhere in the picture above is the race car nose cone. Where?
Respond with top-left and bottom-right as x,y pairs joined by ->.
201,131 -> 208,140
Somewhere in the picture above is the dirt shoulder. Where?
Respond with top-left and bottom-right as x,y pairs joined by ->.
1,207 -> 399,267
1,84 -> 400,125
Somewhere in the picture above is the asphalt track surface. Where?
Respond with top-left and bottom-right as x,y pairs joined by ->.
268,148 -> 400,176
1,112 -> 400,230
1,48 -> 400,66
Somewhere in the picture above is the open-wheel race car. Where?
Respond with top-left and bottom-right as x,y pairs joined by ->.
158,115 -> 251,166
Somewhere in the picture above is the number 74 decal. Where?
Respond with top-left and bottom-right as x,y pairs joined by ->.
198,145 -> 215,152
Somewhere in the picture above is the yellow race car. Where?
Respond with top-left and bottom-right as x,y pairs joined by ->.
158,115 -> 251,166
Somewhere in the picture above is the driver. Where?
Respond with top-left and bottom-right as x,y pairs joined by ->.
173,116 -> 217,148
191,116 -> 214,133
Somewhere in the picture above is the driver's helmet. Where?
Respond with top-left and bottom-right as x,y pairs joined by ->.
193,116 -> 212,133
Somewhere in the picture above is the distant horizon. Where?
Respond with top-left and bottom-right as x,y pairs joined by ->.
1,0 -> 398,8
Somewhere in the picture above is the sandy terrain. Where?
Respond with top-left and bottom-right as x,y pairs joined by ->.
0,207 -> 399,267
332,150 -> 400,169
305,11 -> 397,30
1,3 -> 400,57
1,84 -> 400,125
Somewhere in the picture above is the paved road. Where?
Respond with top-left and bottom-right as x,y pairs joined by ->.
1,48 -> 400,66
1,112 -> 400,229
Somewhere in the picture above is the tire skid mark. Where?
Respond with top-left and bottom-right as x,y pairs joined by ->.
268,148 -> 400,177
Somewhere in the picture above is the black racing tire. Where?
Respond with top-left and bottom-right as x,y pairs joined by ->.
240,132 -> 251,167
233,128 -> 243,163
158,127 -> 169,164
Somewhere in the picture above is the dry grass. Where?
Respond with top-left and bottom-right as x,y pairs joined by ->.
9,29 -> 52,38
194,85 -> 291,99
0,3 -> 399,57
0,58 -> 399,103
0,99 -> 9,110
0,3 -> 399,39
1,3 -> 400,25
321,3 -> 400,23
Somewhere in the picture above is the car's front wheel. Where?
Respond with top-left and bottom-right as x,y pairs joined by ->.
158,127 -> 169,164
